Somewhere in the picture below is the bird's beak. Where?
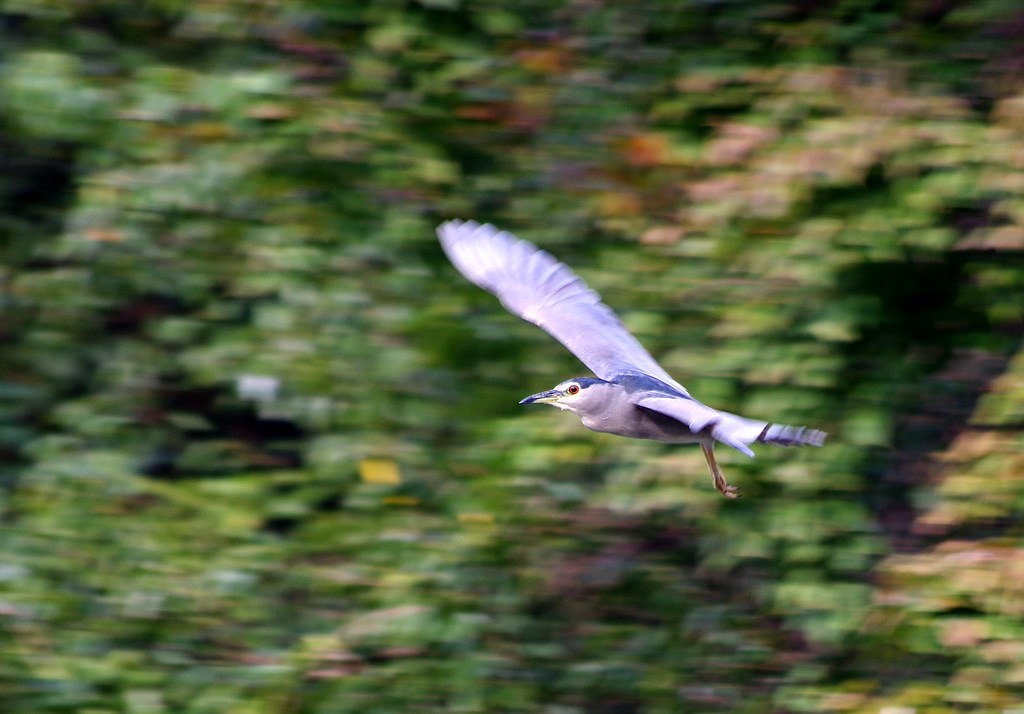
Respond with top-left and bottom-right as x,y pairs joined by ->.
519,389 -> 560,405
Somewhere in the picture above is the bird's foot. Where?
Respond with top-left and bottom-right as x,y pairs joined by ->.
702,443 -> 739,498
714,478 -> 739,499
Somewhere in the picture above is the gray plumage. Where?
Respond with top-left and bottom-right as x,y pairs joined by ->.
437,219 -> 825,497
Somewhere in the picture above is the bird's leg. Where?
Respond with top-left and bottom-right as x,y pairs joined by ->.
701,443 -> 738,498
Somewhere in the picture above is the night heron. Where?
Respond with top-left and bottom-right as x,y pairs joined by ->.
438,219 -> 826,497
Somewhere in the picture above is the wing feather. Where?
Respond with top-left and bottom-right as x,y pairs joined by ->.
438,219 -> 686,391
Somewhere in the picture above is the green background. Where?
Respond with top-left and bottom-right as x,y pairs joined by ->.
2,1 -> 1023,711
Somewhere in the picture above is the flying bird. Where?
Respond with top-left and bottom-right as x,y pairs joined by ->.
437,219 -> 825,497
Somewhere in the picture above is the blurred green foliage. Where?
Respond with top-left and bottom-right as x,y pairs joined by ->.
1,0 -> 1023,711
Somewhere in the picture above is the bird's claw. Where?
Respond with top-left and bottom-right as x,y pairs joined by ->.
716,481 -> 739,499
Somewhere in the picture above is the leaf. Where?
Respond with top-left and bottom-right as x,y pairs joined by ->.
358,458 -> 401,485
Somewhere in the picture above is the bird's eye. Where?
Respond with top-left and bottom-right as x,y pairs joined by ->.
566,384 -> 580,395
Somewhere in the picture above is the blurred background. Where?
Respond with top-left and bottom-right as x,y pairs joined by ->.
2,1 -> 1024,712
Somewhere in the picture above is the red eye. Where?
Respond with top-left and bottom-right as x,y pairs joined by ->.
567,384 -> 580,395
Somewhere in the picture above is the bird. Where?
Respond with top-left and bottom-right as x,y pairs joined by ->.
437,219 -> 826,498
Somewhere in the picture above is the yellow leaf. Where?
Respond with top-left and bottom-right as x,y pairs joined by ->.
358,458 -> 401,485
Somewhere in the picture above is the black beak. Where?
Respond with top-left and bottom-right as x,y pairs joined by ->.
519,389 -> 560,405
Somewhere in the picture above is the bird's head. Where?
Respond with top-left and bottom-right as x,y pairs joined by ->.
519,377 -> 608,414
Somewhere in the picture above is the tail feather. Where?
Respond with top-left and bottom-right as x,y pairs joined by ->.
757,423 -> 827,447
710,413 -> 826,457
633,396 -> 827,457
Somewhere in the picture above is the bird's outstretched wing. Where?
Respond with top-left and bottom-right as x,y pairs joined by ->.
438,219 -> 687,392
